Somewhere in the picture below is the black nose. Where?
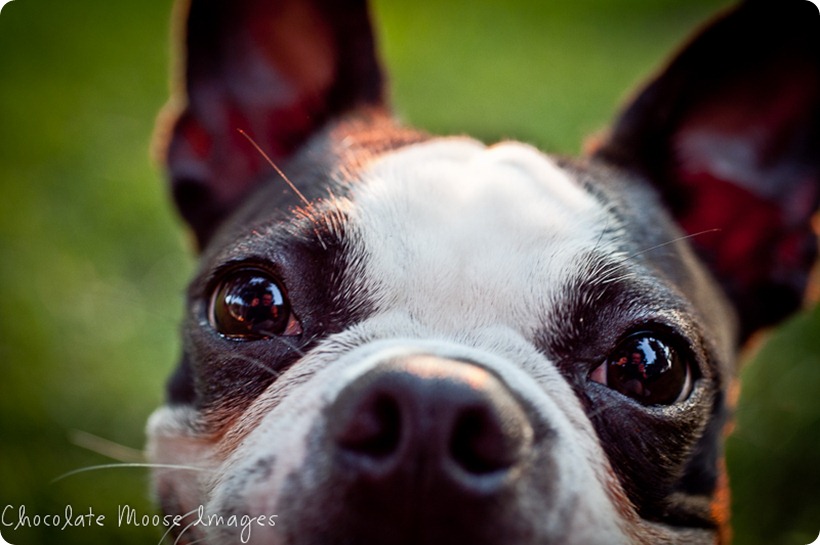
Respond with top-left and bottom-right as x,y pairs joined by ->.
330,355 -> 532,492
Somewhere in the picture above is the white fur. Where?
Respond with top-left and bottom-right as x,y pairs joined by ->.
345,139 -> 613,336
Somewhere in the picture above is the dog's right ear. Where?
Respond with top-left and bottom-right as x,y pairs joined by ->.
594,0 -> 820,340
156,0 -> 385,248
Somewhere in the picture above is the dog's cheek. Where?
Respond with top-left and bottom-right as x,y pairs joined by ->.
146,406 -> 221,520
198,361 -> 335,524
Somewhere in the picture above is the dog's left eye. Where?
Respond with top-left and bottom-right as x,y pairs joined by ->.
589,332 -> 693,405
208,269 -> 302,340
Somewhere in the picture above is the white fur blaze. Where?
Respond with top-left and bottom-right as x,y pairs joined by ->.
346,139 -> 614,335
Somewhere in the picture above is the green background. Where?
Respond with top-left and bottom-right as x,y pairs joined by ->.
1,0 -> 818,543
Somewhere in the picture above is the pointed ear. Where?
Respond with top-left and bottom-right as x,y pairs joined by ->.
156,0 -> 385,248
595,0 -> 820,340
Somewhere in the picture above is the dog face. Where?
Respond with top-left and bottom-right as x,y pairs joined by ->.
147,1 -> 820,544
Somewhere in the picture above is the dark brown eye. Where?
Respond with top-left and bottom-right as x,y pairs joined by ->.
208,269 -> 301,340
590,332 -> 692,405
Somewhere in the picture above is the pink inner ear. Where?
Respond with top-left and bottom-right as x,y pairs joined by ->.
674,61 -> 818,199
244,0 -> 336,100
673,171 -> 782,289
220,0 -> 338,167
671,60 -> 820,293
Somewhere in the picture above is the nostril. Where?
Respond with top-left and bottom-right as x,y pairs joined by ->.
330,356 -> 533,490
336,393 -> 402,459
450,406 -> 522,475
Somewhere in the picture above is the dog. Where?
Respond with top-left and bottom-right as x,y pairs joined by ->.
145,1 -> 820,543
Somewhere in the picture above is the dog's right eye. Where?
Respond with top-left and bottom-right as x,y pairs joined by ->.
208,269 -> 302,340
589,331 -> 693,406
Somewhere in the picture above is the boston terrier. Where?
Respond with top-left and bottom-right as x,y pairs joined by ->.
146,0 -> 820,543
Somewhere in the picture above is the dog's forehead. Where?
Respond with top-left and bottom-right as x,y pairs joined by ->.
342,138 -> 618,333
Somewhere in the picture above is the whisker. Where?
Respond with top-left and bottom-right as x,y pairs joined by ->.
226,352 -> 283,378
246,333 -> 311,364
585,402 -> 609,421
272,333 -> 312,358
69,429 -> 145,463
156,507 -> 202,545
238,128 -> 330,250
590,209 -> 619,256
51,463 -> 207,484
237,129 -> 311,209
172,514 -> 205,545
222,333 -> 312,377
262,329 -> 315,359
628,229 -> 720,260
180,537 -> 207,545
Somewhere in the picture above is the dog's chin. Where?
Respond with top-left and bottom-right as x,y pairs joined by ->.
147,328 -> 715,545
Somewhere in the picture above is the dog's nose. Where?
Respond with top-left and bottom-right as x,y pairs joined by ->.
330,355 -> 533,491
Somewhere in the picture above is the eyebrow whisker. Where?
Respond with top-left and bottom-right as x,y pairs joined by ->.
628,229 -> 720,260
237,128 -> 312,209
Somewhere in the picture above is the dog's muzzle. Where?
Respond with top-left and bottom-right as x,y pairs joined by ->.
272,353 -> 578,545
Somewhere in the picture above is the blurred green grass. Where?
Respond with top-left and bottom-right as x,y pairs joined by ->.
0,0 -> 817,544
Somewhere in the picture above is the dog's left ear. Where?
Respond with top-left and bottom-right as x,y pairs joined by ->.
157,0 -> 385,248
595,0 -> 820,340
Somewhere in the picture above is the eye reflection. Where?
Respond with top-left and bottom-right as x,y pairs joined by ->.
590,332 -> 692,406
209,271 -> 293,339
